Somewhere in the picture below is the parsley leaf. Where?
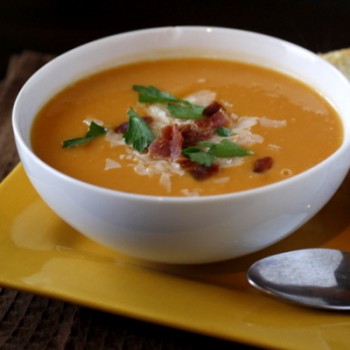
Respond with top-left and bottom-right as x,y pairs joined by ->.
62,121 -> 107,148
182,139 -> 253,166
182,147 -> 215,167
133,85 -> 180,103
215,126 -> 231,137
123,108 -> 155,152
199,139 -> 254,158
167,103 -> 204,120
133,85 -> 204,120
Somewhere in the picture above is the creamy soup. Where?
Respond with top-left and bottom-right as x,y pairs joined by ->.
31,58 -> 343,196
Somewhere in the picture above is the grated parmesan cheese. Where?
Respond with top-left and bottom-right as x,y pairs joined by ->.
83,117 -> 105,127
160,172 -> 172,193
125,147 -> 185,177
184,90 -> 216,106
231,130 -> 264,146
213,177 -> 230,184
268,144 -> 282,151
104,158 -> 122,170
216,157 -> 245,168
105,131 -> 124,147
181,188 -> 201,197
259,117 -> 287,128
233,116 -> 259,130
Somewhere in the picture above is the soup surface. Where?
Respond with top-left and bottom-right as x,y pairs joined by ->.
31,58 -> 343,196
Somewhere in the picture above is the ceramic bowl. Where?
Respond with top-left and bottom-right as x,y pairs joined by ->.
12,26 -> 350,264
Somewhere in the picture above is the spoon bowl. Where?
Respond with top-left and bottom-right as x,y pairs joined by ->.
247,248 -> 350,310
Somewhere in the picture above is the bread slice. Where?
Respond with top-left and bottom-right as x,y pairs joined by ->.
320,48 -> 350,80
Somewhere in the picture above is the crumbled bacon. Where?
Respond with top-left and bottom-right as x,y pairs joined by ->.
177,156 -> 196,169
149,124 -> 183,160
203,101 -> 222,116
142,116 -> 154,125
114,116 -> 153,134
194,117 -> 212,129
253,156 -> 274,173
179,124 -> 214,148
149,138 -> 171,158
114,120 -> 129,134
177,157 -> 219,180
209,111 -> 230,129
190,163 -> 219,180
169,124 -> 184,159
195,109 -> 230,129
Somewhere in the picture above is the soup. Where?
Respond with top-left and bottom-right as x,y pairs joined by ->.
31,58 -> 343,196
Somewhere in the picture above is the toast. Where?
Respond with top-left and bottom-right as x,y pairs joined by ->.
320,48 -> 350,80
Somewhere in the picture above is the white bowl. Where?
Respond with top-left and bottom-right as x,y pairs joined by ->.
12,26 -> 350,264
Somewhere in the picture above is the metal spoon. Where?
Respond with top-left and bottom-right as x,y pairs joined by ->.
247,248 -> 350,310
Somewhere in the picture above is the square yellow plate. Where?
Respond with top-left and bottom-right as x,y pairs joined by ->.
1,165 -> 350,349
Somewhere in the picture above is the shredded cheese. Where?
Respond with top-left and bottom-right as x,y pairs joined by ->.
259,117 -> 287,128
104,158 -> 122,170
184,90 -> 216,106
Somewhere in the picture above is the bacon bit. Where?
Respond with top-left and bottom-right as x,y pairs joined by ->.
169,124 -> 184,159
253,156 -> 274,173
177,157 -> 219,180
179,124 -> 214,148
203,101 -> 222,116
195,109 -> 230,129
149,124 -> 183,160
142,116 -> 154,125
209,111 -> 230,128
194,117 -> 212,129
177,156 -> 196,169
114,120 -> 129,134
114,116 -> 153,134
190,163 -> 219,180
149,138 -> 171,158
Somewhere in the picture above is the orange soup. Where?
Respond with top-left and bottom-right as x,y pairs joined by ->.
31,58 -> 343,196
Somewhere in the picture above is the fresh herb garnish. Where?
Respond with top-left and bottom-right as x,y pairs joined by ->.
62,121 -> 107,148
133,85 -> 180,104
167,103 -> 204,120
182,146 -> 215,167
215,126 -> 231,137
182,139 -> 253,166
123,108 -> 155,152
133,85 -> 204,120
199,139 -> 254,158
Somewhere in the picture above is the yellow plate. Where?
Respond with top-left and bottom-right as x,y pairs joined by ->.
1,165 -> 350,349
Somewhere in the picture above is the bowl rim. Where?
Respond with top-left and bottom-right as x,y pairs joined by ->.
12,25 -> 350,203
